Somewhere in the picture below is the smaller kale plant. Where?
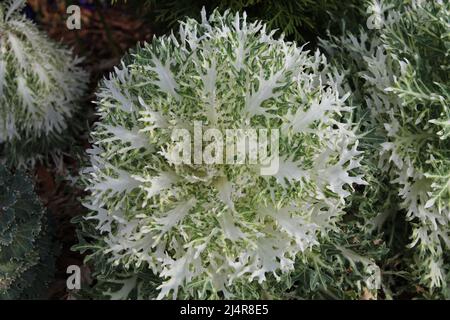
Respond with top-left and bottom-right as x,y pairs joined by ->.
75,8 -> 386,299
0,165 -> 56,299
321,0 -> 449,298
0,0 -> 89,167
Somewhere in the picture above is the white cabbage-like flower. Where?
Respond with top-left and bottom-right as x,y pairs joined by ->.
322,0 -> 449,294
0,0 -> 88,166
82,9 -> 365,299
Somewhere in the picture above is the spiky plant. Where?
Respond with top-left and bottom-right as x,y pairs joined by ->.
0,0 -> 89,167
74,9 -> 383,299
0,165 -> 56,299
321,0 -> 450,298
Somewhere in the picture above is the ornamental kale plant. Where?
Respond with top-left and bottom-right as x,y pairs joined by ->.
77,9 -> 375,299
0,0 -> 88,167
0,165 -> 56,299
321,0 -> 449,297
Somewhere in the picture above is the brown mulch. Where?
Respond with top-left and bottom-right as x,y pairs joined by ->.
28,0 -> 153,78
27,0 -> 154,299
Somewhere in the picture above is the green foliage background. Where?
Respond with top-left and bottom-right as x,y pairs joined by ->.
113,0 -> 364,43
